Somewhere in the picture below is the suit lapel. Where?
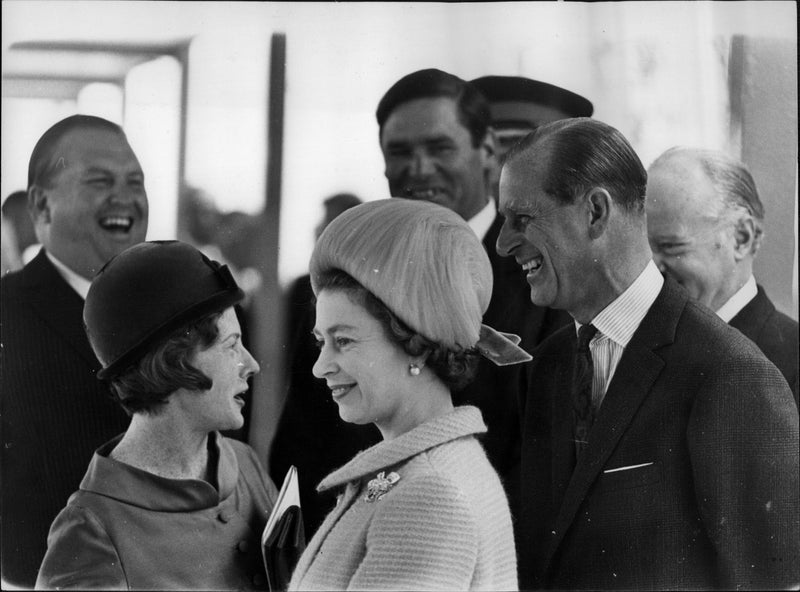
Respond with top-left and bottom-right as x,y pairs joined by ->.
729,285 -> 772,341
21,250 -> 100,368
551,333 -> 578,508
543,279 -> 686,573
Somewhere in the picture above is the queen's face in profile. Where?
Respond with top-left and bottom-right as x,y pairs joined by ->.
313,289 -> 415,435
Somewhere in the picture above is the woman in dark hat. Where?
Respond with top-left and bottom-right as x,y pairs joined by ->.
288,199 -> 528,591
36,241 -> 277,591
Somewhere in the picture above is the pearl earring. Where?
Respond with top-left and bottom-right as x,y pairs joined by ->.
409,364 -> 421,376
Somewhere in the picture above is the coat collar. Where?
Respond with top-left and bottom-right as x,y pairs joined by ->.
79,431 -> 240,511
20,248 -> 74,292
544,277 -> 686,570
729,284 -> 773,339
467,199 -> 497,242
317,406 -> 486,493
18,249 -> 100,367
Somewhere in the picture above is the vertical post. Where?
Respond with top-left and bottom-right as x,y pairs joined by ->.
729,34 -> 799,319
176,44 -> 190,197
727,35 -> 745,160
175,42 -> 191,242
248,32 -> 287,466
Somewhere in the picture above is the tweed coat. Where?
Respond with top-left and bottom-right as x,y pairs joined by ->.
288,406 -> 518,591
729,284 -> 799,404
270,212 -> 570,537
0,250 -> 131,587
515,278 -> 799,590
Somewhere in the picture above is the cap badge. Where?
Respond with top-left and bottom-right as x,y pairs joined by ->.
364,471 -> 400,503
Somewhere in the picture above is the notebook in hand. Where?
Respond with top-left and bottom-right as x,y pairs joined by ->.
262,465 -> 306,591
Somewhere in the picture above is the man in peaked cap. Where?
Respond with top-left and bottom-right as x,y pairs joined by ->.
471,75 -> 594,195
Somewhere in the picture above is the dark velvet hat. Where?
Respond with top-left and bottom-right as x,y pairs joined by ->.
84,240 -> 244,379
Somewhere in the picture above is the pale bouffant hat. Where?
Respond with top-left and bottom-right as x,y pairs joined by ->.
310,199 -> 530,365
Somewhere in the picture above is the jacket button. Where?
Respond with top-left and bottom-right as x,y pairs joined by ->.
218,510 -> 233,523
237,540 -> 249,553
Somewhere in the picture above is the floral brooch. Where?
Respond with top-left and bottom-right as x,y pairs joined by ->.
364,471 -> 400,503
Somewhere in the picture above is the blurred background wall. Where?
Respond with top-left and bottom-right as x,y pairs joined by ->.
2,1 -> 796,318
3,1 -> 796,319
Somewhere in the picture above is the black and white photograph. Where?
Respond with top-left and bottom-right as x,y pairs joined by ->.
1,1 -> 797,590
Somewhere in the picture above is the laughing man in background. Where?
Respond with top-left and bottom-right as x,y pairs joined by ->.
1,115 -> 148,587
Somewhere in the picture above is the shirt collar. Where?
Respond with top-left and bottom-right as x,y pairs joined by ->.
317,406 -> 486,493
716,275 -> 757,323
577,260 -> 664,347
46,251 -> 92,300
79,432 -> 240,511
467,199 -> 496,242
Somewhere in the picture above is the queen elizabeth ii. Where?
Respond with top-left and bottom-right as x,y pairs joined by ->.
288,199 -> 528,591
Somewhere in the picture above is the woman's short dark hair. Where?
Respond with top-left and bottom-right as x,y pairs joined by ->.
108,311 -> 222,415
315,269 -> 479,391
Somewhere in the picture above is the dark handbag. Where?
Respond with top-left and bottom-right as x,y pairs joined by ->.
263,504 -> 306,591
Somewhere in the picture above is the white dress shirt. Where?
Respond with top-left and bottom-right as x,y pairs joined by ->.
466,199 -> 496,243
577,260 -> 664,410
715,275 -> 757,323
46,251 -> 92,300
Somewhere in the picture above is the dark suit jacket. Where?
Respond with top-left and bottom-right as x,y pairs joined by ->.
270,212 -> 571,538
730,284 -> 799,404
0,250 -> 131,587
516,278 -> 798,590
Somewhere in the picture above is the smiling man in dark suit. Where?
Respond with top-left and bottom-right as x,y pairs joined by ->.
1,115 -> 148,587
647,146 -> 798,403
497,118 -> 798,589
